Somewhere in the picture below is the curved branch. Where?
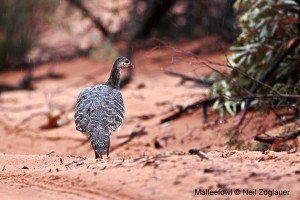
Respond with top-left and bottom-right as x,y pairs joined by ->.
67,0 -> 110,38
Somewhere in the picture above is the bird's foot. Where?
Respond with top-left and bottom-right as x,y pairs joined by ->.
95,152 -> 103,159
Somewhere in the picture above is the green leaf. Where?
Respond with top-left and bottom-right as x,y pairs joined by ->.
224,101 -> 236,116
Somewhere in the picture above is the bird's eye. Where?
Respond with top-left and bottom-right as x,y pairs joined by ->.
124,60 -> 130,64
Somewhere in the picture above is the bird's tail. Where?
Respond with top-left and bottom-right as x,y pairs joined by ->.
87,127 -> 110,156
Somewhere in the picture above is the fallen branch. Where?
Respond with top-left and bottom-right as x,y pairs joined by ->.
0,67 -> 64,93
110,126 -> 147,153
160,97 -> 217,124
254,129 -> 300,150
189,149 -> 209,160
165,70 -> 215,87
0,67 -> 34,93
3,45 -> 92,72
46,151 -> 55,156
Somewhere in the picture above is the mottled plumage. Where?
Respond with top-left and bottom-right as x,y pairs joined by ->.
74,57 -> 132,158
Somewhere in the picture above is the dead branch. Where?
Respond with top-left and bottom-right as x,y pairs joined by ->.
154,39 -> 254,97
189,149 -> 209,160
0,66 -> 34,93
5,45 -> 92,72
0,67 -> 64,93
247,37 -> 300,100
110,126 -> 147,153
236,37 -> 300,126
67,0 -> 109,38
127,113 -> 156,122
160,98 -> 217,124
254,129 -> 300,150
46,151 -> 55,156
165,70 -> 215,87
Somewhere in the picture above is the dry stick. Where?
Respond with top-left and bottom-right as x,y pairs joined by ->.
160,98 -> 217,124
254,129 -> 300,150
165,70 -> 215,86
189,149 -> 209,160
153,38 -> 253,96
156,39 -> 300,99
0,65 -> 64,93
199,61 -> 253,96
109,127 -> 147,153
0,66 -> 34,93
6,44 -> 92,71
221,94 -> 300,101
46,151 -> 55,156
236,37 -> 300,126
67,0 -> 109,38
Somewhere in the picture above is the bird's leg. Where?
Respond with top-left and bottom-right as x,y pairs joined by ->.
95,151 -> 103,159
106,138 -> 110,157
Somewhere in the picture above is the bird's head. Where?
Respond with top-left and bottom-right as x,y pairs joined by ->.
114,57 -> 133,69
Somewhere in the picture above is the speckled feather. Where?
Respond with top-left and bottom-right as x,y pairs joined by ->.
74,57 -> 131,157
75,84 -> 125,155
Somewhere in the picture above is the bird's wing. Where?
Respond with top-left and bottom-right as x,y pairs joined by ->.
75,85 -> 114,132
111,89 -> 125,131
74,86 -> 93,132
74,85 -> 123,155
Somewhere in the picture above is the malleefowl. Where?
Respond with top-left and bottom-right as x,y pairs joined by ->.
75,57 -> 133,158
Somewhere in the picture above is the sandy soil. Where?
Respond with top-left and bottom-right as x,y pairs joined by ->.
0,41 -> 299,200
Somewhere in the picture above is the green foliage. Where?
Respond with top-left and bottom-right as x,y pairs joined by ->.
0,0 -> 58,69
230,0 -> 299,80
254,142 -> 270,152
211,0 -> 300,115
225,129 -> 246,150
211,80 -> 240,116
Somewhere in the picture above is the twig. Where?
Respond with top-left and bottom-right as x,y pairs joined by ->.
160,98 -> 217,124
19,112 -> 48,125
0,67 -> 64,93
189,149 -> 209,160
153,38 -> 253,96
246,37 -> 300,101
46,151 -> 55,156
110,127 -> 147,153
165,70 -> 214,87
67,0 -> 109,38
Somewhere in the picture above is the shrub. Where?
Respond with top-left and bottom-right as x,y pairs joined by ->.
0,0 -> 58,69
211,0 -> 300,115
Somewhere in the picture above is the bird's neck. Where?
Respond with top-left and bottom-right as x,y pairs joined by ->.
106,66 -> 121,89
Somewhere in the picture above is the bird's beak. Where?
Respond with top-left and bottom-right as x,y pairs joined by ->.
124,63 -> 133,68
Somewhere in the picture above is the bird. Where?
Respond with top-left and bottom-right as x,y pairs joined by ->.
74,57 -> 133,159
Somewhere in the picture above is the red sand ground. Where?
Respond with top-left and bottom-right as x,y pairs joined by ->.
0,41 -> 299,200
